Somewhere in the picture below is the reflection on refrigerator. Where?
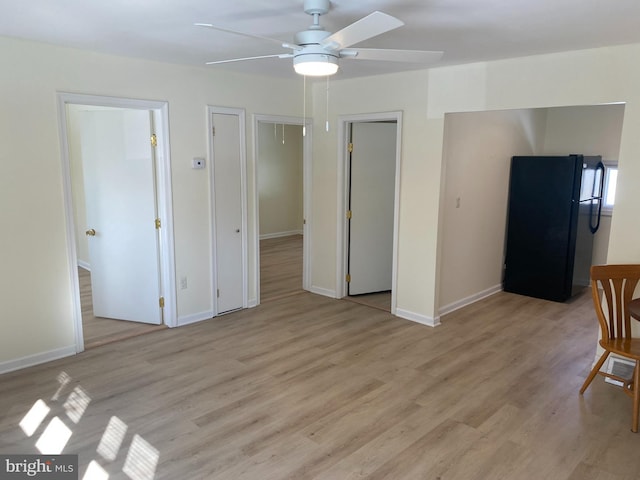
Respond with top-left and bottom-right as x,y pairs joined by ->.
503,154 -> 604,302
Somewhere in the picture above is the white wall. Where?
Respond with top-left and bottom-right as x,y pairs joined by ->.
0,36 -> 302,370
438,108 -> 547,311
4,33 -> 640,370
311,70 -> 435,321
67,105 -> 90,267
308,44 -> 640,324
257,123 -> 303,238
427,46 -> 640,319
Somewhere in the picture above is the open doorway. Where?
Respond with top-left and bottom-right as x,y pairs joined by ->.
254,115 -> 311,303
59,94 -> 176,352
346,121 -> 396,312
337,112 -> 403,315
437,103 -> 624,316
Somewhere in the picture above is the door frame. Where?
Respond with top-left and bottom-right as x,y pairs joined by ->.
57,92 -> 177,353
207,106 -> 248,315
252,114 -> 313,304
336,112 -> 402,314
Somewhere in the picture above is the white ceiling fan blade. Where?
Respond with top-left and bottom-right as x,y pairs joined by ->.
340,48 -> 443,63
206,54 -> 292,65
195,23 -> 294,49
321,11 -> 403,50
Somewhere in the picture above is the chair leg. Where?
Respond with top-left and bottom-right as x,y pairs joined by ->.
633,360 -> 640,433
580,351 -> 610,394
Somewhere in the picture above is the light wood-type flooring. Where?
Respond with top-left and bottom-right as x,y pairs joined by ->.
260,234 -> 391,311
81,234 -> 307,349
80,234 -> 306,348
260,235 -> 305,303
3,283 -> 640,479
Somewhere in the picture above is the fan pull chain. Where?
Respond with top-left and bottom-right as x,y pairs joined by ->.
303,75 -> 307,137
326,75 -> 330,132
282,124 -> 285,144
274,122 -> 277,139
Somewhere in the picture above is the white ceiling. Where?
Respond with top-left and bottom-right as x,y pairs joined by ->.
2,0 -> 640,80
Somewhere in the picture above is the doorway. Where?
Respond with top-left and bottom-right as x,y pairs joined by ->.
437,104 -> 624,315
337,112 -> 403,314
58,93 -> 176,352
254,115 -> 311,304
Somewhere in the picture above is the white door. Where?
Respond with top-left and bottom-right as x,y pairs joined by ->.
212,113 -> 244,313
81,108 -> 162,324
348,122 -> 397,295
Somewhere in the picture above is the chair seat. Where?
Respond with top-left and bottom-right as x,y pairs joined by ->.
600,338 -> 640,360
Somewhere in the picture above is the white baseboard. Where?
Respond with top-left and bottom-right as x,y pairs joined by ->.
247,298 -> 258,308
438,284 -> 502,316
177,311 -> 214,327
259,230 -> 303,240
310,285 -> 337,299
0,345 -> 77,375
77,260 -> 90,271
395,308 -> 441,327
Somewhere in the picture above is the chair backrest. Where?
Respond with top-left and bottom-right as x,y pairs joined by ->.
591,264 -> 640,341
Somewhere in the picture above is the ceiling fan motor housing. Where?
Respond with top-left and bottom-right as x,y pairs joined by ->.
294,29 -> 332,47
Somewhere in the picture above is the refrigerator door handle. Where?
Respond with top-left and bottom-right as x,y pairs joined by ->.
589,162 -> 605,233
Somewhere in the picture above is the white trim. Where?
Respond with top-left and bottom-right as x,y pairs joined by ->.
152,107 -> 178,328
208,106 -> 249,316
77,260 -> 91,271
310,285 -> 337,299
438,284 -> 503,316
395,308 -> 441,328
259,230 -> 304,240
601,161 -> 617,216
0,345 -> 76,375
253,114 -> 313,306
336,112 -> 403,315
177,311 -> 215,327
57,93 -> 177,357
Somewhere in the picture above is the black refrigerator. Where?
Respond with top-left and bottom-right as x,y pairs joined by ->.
503,155 -> 605,302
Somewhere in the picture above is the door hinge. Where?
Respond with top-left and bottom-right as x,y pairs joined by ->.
159,297 -> 165,308
217,289 -> 220,298
348,143 -> 353,153
212,127 -> 216,136
346,274 -> 351,283
155,218 -> 161,229
346,210 -> 352,219
150,134 -> 158,147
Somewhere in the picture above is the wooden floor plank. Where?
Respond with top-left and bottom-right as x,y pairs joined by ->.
4,270 -> 640,479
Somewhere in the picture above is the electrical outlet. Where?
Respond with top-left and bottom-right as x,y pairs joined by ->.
192,157 -> 205,169
180,276 -> 188,290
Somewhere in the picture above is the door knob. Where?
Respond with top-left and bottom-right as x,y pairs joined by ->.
85,229 -> 96,236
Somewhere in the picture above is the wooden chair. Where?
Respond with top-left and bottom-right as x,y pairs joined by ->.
580,264 -> 640,432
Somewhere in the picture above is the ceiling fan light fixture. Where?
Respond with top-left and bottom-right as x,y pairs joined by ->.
293,53 -> 338,76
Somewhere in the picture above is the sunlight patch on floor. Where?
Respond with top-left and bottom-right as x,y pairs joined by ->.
19,399 -> 50,437
17,371 -> 160,479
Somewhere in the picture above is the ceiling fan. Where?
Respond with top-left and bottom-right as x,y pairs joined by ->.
196,0 -> 443,77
